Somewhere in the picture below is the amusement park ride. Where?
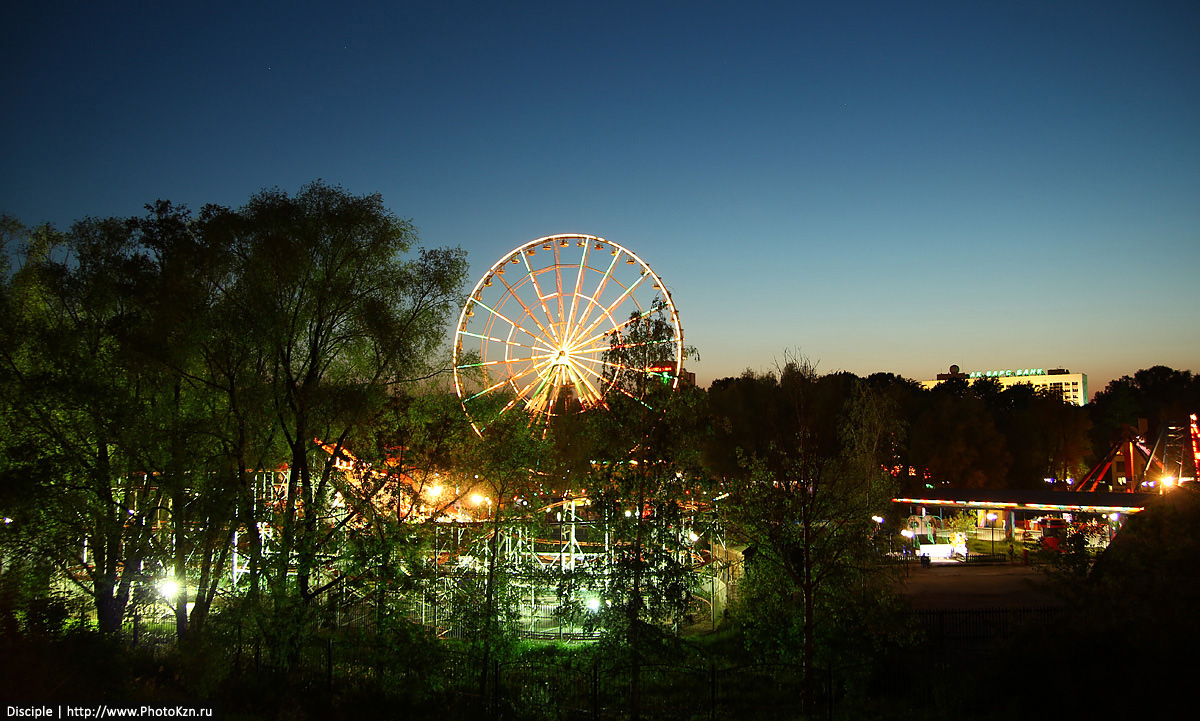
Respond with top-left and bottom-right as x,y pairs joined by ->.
452,234 -> 685,436
1072,413 -> 1200,493
236,234 -> 726,638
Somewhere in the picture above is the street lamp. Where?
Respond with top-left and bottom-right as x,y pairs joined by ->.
157,578 -> 180,613
899,529 -> 916,575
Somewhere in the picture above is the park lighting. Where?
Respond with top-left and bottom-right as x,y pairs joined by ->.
428,485 -> 443,498
471,494 -> 486,506
902,525 -> 916,566
688,530 -> 700,543
158,578 -> 179,600
586,598 -> 601,612
871,516 -> 884,524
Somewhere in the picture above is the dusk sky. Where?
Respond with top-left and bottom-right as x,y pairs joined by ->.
3,1 -> 1197,394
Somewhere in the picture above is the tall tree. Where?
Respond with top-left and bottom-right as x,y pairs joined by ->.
221,181 -> 467,620
1088,366 -> 1200,464
119,200 -> 252,639
710,359 -> 899,716
0,216 -> 165,634
908,379 -> 1010,488
555,303 -> 704,720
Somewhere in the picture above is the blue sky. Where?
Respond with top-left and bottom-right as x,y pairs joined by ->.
3,1 -> 1197,393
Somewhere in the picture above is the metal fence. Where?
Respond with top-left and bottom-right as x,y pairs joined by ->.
110,596 -> 1066,719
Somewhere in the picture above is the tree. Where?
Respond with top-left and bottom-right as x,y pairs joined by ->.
551,302 -> 704,720
908,379 -> 1010,488
448,408 -> 550,696
0,216 -> 168,634
1088,366 -> 1200,467
210,181 -> 467,662
0,182 -> 468,648
710,358 -> 899,716
118,201 -> 246,640
1018,489 -> 1200,712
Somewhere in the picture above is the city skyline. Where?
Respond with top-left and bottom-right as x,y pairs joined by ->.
3,1 -> 1197,393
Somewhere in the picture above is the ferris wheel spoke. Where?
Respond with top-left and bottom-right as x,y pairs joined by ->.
463,376 -> 522,403
495,378 -> 544,418
562,359 -> 606,407
564,353 -> 651,409
470,296 -> 547,344
552,245 -> 567,338
522,373 -> 557,415
521,254 -> 563,346
567,308 -> 657,354
495,274 -> 558,344
459,330 -> 552,355
611,383 -> 656,410
564,241 -> 592,346
603,337 -> 679,355
568,336 -> 677,361
455,359 -> 508,369
463,354 -> 552,404
568,272 -> 652,350
503,336 -> 558,358
567,250 -> 622,349
517,355 -> 559,397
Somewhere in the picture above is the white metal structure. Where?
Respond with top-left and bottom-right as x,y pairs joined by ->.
453,234 -> 683,434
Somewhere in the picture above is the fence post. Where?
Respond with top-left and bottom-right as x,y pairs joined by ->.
326,637 -> 333,689
592,660 -> 599,721
492,658 -> 500,721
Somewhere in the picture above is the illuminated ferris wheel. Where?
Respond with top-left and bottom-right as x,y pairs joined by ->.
453,234 -> 684,434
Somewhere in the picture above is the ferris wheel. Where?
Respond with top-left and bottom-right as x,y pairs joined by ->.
453,234 -> 684,434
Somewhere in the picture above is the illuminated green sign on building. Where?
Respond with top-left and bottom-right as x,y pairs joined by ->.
968,369 -> 1046,379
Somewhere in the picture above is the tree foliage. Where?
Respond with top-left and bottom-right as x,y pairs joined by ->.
708,358 -> 901,715
0,183 -> 467,643
1088,366 -> 1200,460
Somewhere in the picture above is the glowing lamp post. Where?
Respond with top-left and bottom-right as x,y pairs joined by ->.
900,529 -> 915,574
157,578 -> 181,616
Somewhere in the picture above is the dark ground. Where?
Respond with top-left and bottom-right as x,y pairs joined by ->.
895,559 -> 1062,609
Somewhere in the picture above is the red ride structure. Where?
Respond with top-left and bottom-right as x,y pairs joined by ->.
1073,414 -> 1199,493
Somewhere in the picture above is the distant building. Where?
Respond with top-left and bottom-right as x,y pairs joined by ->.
919,364 -> 1088,406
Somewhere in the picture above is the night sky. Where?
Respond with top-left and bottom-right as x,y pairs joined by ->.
3,1 -> 1197,392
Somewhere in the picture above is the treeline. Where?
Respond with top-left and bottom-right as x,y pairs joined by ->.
852,366 -> 1198,493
